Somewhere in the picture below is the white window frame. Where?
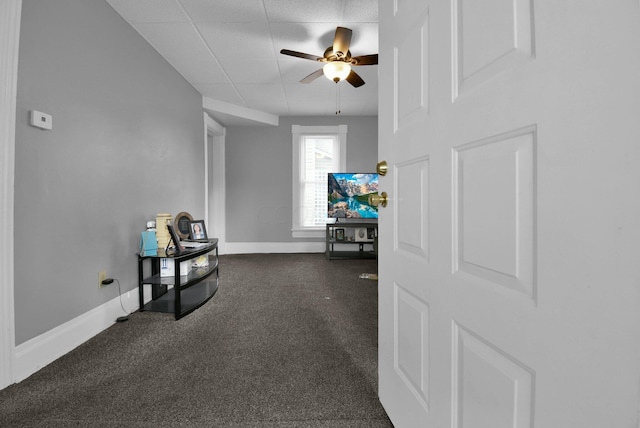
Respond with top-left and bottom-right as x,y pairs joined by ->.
291,124 -> 347,238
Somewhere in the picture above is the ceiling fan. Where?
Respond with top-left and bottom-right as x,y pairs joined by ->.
280,27 -> 378,87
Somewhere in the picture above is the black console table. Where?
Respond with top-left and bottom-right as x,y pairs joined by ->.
137,239 -> 219,320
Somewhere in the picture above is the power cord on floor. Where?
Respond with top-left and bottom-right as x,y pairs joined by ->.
102,277 -> 130,323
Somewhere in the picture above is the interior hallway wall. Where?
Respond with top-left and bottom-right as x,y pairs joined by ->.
14,0 -> 205,345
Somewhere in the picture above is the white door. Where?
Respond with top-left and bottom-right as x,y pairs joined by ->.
377,1 -> 640,427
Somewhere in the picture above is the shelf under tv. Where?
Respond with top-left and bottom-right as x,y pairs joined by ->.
326,222 -> 378,260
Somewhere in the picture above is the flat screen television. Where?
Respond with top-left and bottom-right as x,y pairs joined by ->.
328,173 -> 379,219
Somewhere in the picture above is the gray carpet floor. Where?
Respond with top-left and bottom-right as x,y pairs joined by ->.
0,253 -> 392,427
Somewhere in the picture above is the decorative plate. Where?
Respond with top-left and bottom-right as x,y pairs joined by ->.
174,211 -> 193,239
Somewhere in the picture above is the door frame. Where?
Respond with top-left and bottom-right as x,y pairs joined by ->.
0,0 -> 21,390
204,113 -> 226,254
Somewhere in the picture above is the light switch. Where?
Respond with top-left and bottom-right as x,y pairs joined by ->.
30,110 -> 53,130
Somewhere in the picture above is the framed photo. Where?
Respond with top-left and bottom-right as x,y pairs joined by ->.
335,228 -> 345,241
166,224 -> 183,254
174,211 -> 193,239
189,220 -> 208,241
367,227 -> 376,240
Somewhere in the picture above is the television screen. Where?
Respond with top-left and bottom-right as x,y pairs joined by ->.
328,173 -> 379,219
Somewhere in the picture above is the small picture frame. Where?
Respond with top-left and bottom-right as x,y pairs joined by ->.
174,211 -> 193,240
189,220 -> 208,241
367,227 -> 376,240
166,224 -> 183,254
335,228 -> 345,241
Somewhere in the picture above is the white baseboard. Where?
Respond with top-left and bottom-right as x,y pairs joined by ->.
224,241 -> 325,255
12,290 -> 139,384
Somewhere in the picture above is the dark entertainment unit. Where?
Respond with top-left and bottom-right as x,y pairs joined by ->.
326,222 -> 378,260
137,239 -> 219,320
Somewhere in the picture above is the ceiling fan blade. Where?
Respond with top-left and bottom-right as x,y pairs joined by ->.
346,70 -> 365,87
300,69 -> 325,84
280,49 -> 322,61
333,27 -> 353,58
351,54 -> 378,66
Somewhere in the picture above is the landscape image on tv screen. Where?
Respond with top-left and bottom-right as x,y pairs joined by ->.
328,173 -> 379,219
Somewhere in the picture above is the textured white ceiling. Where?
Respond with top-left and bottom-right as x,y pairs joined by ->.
105,0 -> 379,126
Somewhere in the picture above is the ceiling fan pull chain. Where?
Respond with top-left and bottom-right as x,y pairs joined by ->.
335,83 -> 341,115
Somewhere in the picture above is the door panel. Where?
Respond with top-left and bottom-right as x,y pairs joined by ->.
396,157 -> 429,259
452,324 -> 534,428
378,0 -> 640,427
453,126 -> 536,299
452,0 -> 535,98
397,14 -> 429,128
395,284 -> 430,409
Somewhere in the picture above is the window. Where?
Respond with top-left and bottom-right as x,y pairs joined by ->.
292,125 -> 347,238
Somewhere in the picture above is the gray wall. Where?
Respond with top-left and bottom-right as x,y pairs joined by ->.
225,116 -> 378,242
14,0 -> 205,344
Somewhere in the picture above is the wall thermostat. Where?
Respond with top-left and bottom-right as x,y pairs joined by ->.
30,110 -> 53,130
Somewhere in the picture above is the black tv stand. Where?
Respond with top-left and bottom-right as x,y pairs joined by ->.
326,222 -> 377,260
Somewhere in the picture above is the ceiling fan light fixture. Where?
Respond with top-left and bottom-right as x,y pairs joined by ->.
323,62 -> 351,82
281,26 -> 376,87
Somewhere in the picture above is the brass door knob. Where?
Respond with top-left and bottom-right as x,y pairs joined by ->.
369,191 -> 388,208
376,160 -> 388,176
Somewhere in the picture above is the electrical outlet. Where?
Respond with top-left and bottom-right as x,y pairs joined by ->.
98,271 -> 107,288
